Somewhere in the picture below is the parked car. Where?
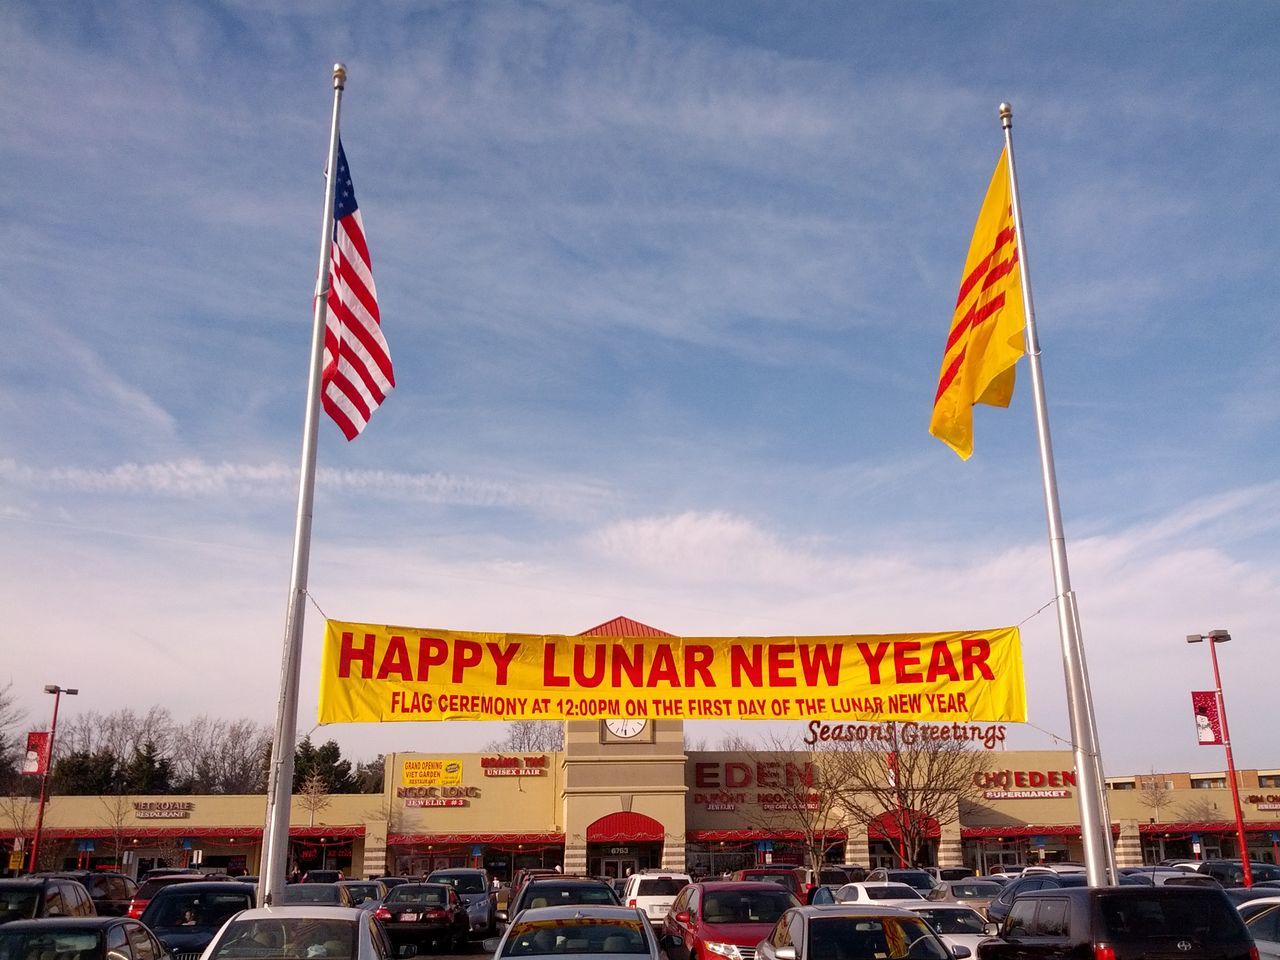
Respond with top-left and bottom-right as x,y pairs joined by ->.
662,880 -> 799,960
621,871 -> 690,926
862,869 -> 937,895
1117,865 -> 1219,886
35,872 -> 138,917
300,870 -> 345,884
1237,896 -> 1280,924
336,879 -> 387,908
274,884 -> 354,907
753,904 -> 955,960
1019,863 -> 1086,876
1224,886 -> 1280,907
984,871 -> 1144,925
976,885 -> 1254,959
729,868 -> 807,901
1245,902 -> 1280,959
1199,860 -> 1280,886
508,869 -> 561,907
0,916 -> 171,960
138,881 -> 257,960
925,867 -> 976,882
376,877 -> 412,891
201,904 -> 389,960
484,904 -> 661,960
128,874 -> 229,919
373,882 -> 470,952
499,877 -> 620,924
425,868 -> 495,936
832,864 -> 869,883
924,878 -> 1004,916
0,877 -> 96,924
899,902 -> 997,954
833,882 -> 923,905
801,867 -> 855,889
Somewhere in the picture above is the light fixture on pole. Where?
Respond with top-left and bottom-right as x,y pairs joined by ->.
29,684 -> 78,873
1186,630 -> 1252,887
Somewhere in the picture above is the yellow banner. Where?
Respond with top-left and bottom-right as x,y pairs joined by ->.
319,621 -> 1026,724
400,758 -> 464,787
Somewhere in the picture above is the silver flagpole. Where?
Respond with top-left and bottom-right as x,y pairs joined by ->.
260,62 -> 347,908
999,102 -> 1118,887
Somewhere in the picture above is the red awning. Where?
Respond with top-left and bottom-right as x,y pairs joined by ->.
961,823 -> 1120,839
389,833 -> 564,846
1138,821 -> 1280,835
586,812 -> 664,843
0,825 -> 364,841
868,811 -> 940,841
687,829 -> 847,843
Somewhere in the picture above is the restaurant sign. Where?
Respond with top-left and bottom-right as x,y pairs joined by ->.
401,758 -> 464,787
134,801 -> 194,819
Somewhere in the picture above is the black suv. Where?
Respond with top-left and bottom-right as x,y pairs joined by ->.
977,885 -> 1255,959
35,872 -> 137,916
985,871 -> 1147,924
0,877 -> 96,923
1197,858 -> 1280,886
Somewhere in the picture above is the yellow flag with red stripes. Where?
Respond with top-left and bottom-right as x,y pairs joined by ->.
930,148 -> 1026,459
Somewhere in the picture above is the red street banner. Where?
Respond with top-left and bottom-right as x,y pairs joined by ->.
1191,691 -> 1224,746
22,731 -> 50,775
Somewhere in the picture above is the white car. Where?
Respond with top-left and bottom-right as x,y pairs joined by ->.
199,905 -> 390,960
833,882 -> 923,905
900,902 -> 997,954
621,871 -> 690,926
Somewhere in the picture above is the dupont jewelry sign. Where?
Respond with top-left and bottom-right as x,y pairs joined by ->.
318,619 -> 1027,724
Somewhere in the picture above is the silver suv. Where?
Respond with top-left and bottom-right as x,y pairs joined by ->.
621,871 -> 690,925
426,868 -> 496,937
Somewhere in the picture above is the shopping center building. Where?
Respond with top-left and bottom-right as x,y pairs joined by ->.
7,732 -> 1280,880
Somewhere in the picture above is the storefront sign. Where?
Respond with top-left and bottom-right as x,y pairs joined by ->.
803,721 -> 1007,748
405,798 -> 468,807
134,801 -> 194,819
402,758 -> 464,786
319,620 -> 1026,724
1246,794 -> 1280,810
976,769 -> 1074,800
481,755 -> 548,777
398,786 -> 480,800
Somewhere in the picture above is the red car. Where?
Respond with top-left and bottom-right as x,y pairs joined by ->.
729,867 -> 808,901
662,881 -> 799,960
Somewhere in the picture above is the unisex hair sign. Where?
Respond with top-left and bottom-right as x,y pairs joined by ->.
319,620 -> 1026,724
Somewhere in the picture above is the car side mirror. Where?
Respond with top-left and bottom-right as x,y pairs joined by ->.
495,910 -> 509,923
775,948 -> 796,960
481,939 -> 501,954
984,923 -> 1000,937
674,910 -> 691,924
398,947 -> 417,958
950,948 -> 971,959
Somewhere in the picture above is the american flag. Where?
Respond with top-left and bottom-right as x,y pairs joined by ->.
322,141 -> 394,440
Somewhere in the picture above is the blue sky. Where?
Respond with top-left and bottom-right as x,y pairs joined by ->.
2,1 -> 1277,778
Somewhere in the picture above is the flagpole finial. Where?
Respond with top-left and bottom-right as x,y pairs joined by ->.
333,63 -> 347,89
999,102 -> 1013,129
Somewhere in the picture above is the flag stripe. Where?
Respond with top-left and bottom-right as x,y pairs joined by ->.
320,142 -> 393,440
954,223 -> 1016,308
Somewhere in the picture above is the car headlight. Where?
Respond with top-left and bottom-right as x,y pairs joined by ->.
704,943 -> 741,960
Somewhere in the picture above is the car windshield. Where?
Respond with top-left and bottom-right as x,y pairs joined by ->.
212,918 -> 357,960
1098,893 -> 1248,943
948,882 -> 1000,898
340,885 -> 379,905
887,872 -> 934,891
808,917 -> 947,960
279,886 -> 341,904
0,890 -> 39,921
428,875 -> 486,894
146,890 -> 254,928
910,908 -> 987,934
386,887 -> 449,906
634,880 -> 686,897
701,889 -> 795,924
502,918 -> 649,956
0,930 -> 100,960
521,885 -> 616,909
743,875 -> 794,888
864,886 -> 922,901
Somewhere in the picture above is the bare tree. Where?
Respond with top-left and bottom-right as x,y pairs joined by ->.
0,793 -> 35,865
98,792 -> 133,869
731,733 -> 851,876
1176,796 -> 1222,822
297,771 -> 332,827
484,721 -> 564,752
1137,771 -> 1174,821
170,716 -> 271,793
827,725 -> 985,867
58,707 -> 174,766
0,683 -> 24,792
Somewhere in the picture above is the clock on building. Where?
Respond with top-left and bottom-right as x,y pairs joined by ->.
603,718 -> 650,740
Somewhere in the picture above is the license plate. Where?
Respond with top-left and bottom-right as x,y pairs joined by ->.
400,913 -> 419,922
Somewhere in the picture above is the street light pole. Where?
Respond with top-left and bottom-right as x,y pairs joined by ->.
29,684 -> 77,873
1187,630 -> 1252,887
